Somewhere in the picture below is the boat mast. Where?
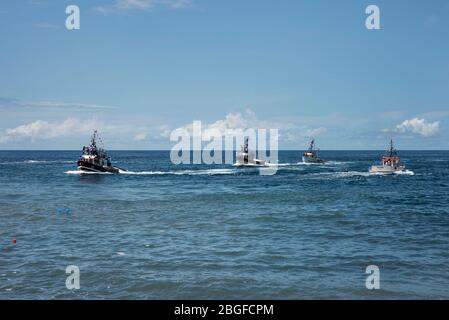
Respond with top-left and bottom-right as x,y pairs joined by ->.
309,139 -> 315,151
388,139 -> 397,158
91,130 -> 98,148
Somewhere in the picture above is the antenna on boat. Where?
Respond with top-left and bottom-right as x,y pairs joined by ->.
97,133 -> 105,149
309,139 -> 315,151
389,138 -> 396,157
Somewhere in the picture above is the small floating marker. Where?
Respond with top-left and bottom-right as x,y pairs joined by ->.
56,208 -> 72,215
12,239 -> 16,245
117,252 -> 125,256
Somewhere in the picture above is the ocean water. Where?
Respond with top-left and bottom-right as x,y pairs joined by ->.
0,150 -> 448,299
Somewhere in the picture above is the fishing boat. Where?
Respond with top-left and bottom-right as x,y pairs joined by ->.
77,130 -> 121,173
369,139 -> 406,174
233,137 -> 267,167
302,140 -> 324,163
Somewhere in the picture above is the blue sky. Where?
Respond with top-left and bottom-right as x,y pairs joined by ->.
0,0 -> 448,150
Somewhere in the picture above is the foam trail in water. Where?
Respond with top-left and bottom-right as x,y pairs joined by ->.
394,170 -> 414,176
296,161 -> 326,166
65,170 -> 113,175
118,168 -> 237,176
307,171 -> 363,178
324,161 -> 353,165
295,161 -> 351,166
314,170 -> 416,178
274,163 -> 291,167
25,160 -> 73,164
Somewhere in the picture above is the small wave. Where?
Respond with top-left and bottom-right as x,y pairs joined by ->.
307,171 -> 368,178
276,163 -> 291,167
324,161 -> 353,165
311,170 -> 415,178
394,170 -> 415,176
296,161 -> 321,166
263,162 -> 286,168
295,161 -> 329,166
333,171 -> 378,178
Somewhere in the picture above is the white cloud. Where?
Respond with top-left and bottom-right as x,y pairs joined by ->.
0,118 -> 112,143
176,109 -> 327,142
159,129 -> 172,138
395,118 -> 440,137
0,117 -> 172,145
303,127 -> 327,137
94,0 -> 192,15
133,132 -> 148,141
178,109 -> 271,138
0,110 -> 330,147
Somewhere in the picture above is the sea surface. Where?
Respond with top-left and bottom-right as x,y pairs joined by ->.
0,150 -> 448,299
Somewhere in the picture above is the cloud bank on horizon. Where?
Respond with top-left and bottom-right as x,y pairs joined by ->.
0,108 -> 444,150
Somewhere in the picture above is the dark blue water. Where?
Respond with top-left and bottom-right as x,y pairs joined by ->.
0,150 -> 448,299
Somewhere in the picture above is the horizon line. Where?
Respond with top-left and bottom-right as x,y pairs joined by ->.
1,149 -> 448,152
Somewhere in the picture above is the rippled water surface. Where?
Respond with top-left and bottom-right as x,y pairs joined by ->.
0,150 -> 448,299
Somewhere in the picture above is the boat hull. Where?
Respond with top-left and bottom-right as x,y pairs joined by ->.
77,160 -> 120,174
369,165 -> 406,174
233,162 -> 268,168
234,153 -> 267,167
302,156 -> 324,164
